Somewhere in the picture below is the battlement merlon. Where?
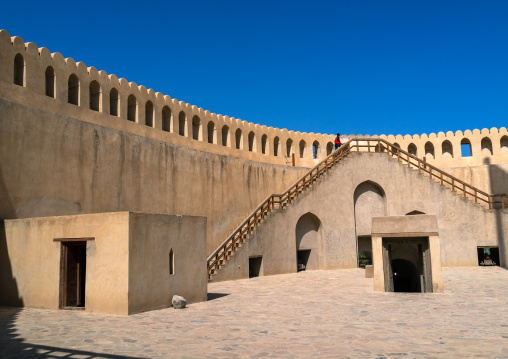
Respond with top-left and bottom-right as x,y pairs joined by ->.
1,29 -> 507,168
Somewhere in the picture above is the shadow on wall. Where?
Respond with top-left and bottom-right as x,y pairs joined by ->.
485,157 -> 507,267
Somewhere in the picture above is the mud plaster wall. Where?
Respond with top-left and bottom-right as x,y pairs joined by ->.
0,98 -> 307,254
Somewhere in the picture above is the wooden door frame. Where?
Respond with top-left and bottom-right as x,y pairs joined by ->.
56,238 -> 94,309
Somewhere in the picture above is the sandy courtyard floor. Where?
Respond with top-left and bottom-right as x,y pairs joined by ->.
0,267 -> 507,358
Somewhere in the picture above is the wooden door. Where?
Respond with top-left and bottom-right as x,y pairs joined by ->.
60,242 -> 86,308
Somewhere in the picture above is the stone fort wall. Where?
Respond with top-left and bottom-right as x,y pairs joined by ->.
0,29 -> 507,255
1,29 -> 507,173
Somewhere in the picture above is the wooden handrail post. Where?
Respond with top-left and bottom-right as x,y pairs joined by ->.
440,173 -> 443,185
474,190 -> 478,203
423,156 -> 426,170
451,178 -> 455,191
356,140 -> 359,152
368,141 -> 370,152
397,149 -> 400,161
488,196 -> 492,209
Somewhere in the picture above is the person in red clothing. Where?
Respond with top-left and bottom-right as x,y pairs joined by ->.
334,133 -> 342,150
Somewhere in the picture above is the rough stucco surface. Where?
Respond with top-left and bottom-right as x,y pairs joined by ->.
0,98 -> 307,254
212,152 -> 508,282
0,213 -> 130,314
128,213 -> 207,314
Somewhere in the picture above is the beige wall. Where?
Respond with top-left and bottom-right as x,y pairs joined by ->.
0,213 -> 130,314
128,213 -> 207,314
0,98 -> 307,254
212,152 -> 508,282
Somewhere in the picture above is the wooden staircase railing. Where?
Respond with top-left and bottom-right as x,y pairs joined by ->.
207,138 -> 508,279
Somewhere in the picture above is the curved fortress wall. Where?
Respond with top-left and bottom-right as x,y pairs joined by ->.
0,30 -> 507,254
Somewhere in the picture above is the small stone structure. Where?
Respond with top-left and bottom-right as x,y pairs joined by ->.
0,212 -> 207,315
371,215 -> 444,293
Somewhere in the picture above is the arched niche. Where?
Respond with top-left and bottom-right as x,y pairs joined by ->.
295,212 -> 322,271
354,181 -> 386,236
481,137 -> 493,156
424,141 -> 435,159
406,210 -> 425,215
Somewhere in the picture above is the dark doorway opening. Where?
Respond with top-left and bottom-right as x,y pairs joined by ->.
249,257 -> 262,278
392,259 -> 419,292
383,238 -> 432,293
60,242 -> 86,308
297,250 -> 311,272
477,247 -> 500,266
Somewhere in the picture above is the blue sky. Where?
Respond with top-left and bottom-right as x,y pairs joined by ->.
1,1 -> 507,136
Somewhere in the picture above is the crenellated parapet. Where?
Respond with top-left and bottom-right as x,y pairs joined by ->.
1,29 -> 506,169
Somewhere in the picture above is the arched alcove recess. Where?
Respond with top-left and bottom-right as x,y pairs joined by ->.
273,136 -> 280,156
110,88 -> 119,116
261,134 -> 268,154
312,141 -> 320,159
14,53 -> 25,86
89,80 -> 101,112
375,143 -> 385,153
68,74 -> 80,105
424,141 -> 435,159
207,121 -> 215,144
235,129 -> 242,149
162,106 -> 171,132
286,139 -> 293,157
326,142 -> 333,156
178,111 -> 186,136
481,137 -> 493,156
192,115 -> 201,140
354,181 -> 386,237
501,136 -> 508,153
169,248 -> 174,275
248,131 -> 255,152
222,125 -> 229,146
408,143 -> 417,157
145,101 -> 154,127
299,140 -> 306,158
127,95 -> 137,122
406,210 -> 425,215
393,142 -> 401,149
45,66 -> 55,98
354,181 -> 386,268
442,140 -> 453,158
295,212 -> 322,271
